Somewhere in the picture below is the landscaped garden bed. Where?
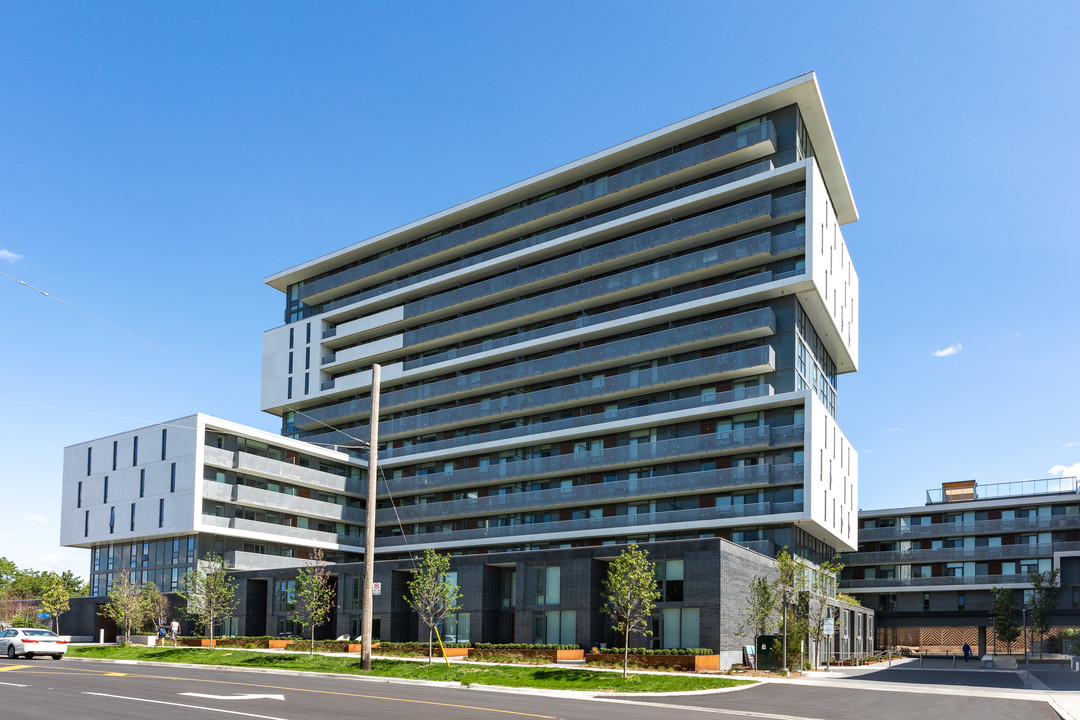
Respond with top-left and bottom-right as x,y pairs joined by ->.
586,647 -> 719,672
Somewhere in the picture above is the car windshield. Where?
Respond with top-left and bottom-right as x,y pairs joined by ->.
24,630 -> 57,637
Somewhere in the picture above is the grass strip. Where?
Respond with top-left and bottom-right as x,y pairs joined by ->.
66,646 -> 754,693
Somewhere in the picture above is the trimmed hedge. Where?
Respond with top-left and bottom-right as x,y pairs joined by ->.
595,647 -> 714,656
377,641 -> 471,650
472,643 -> 579,650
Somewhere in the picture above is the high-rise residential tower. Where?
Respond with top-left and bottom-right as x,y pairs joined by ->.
261,72 -> 860,565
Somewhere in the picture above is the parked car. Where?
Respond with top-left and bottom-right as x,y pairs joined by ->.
0,628 -> 67,660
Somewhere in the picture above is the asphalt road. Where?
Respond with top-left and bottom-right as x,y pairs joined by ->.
0,657 -> 1060,720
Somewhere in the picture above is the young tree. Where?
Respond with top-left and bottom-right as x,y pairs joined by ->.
742,575 -> 778,650
602,543 -> 661,678
1029,569 -> 1063,658
404,549 -> 461,664
293,548 -> 337,657
178,554 -> 238,644
991,587 -> 1021,655
773,548 -> 807,672
140,582 -> 171,640
39,573 -> 71,635
805,557 -> 844,669
101,573 -> 146,644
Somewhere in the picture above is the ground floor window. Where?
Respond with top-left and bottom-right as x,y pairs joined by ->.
535,610 -> 575,645
349,615 -> 381,641
277,618 -> 301,636
442,613 -> 471,643
652,607 -> 699,649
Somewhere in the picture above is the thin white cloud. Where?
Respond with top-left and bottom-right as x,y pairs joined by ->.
0,249 -> 23,263
885,427 -> 900,433
932,343 -> 962,357
20,513 -> 46,525
861,449 -> 875,454
1050,463 -> 1080,479
1065,442 -> 1079,448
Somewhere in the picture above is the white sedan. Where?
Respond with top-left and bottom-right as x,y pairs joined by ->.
0,628 -> 67,659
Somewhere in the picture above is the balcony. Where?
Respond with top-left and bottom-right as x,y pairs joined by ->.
378,463 -> 804,524
374,500 -> 804,548
381,424 -> 804,495
203,447 -> 361,495
841,574 -> 1033,590
308,159 -> 777,323
223,550 -> 312,571
857,514 -> 1080,541
201,481 -> 364,524
925,476 -> 1080,504
298,122 -> 778,304
298,345 -> 775,435
380,383 -> 776,460
200,513 -> 364,548
844,541 -> 1078,565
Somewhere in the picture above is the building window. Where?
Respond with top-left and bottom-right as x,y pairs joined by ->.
140,469 -> 146,498
923,593 -> 930,611
112,441 -> 118,471
305,347 -> 310,370
130,503 -> 136,532
87,447 -> 92,476
442,612 -> 471,643
159,499 -> 165,528
170,463 -> 176,492
277,579 -> 297,612
958,593 -> 965,611
161,429 -> 167,460
103,476 -> 109,503
287,377 -> 293,399
306,322 -> 311,344
77,481 -> 82,508
288,352 -> 293,374
109,506 -> 115,534
289,327 -> 294,349
656,607 -> 700,649
133,435 -> 139,466
304,373 -> 310,395
534,566 -> 560,605
655,559 -> 684,602
84,510 -> 89,537
535,610 -> 575,645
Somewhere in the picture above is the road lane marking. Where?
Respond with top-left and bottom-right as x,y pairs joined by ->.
0,665 -> 32,672
0,681 -> 28,687
181,693 -> 285,701
85,693 -> 291,719
598,698 -> 828,720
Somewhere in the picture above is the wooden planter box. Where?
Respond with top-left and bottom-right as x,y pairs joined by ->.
471,648 -> 584,662
585,653 -> 720,672
346,643 -> 380,652
176,638 -> 217,647
268,639 -> 295,649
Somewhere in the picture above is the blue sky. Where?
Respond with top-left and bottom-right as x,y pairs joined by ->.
2,1 -> 1078,578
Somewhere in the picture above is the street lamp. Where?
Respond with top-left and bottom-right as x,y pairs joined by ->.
1022,605 -> 1028,669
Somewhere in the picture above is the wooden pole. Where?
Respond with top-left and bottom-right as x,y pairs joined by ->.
361,363 -> 381,671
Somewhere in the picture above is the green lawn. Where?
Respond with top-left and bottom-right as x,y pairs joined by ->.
66,646 -> 755,693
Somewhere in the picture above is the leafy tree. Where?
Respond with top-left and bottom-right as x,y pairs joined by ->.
602,544 -> 661,677
140,582 -> 171,636
59,570 -> 89,597
991,587 -> 1020,654
1029,569 -> 1063,658
404,549 -> 461,664
742,576 -> 778,646
805,556 -> 844,668
39,573 -> 71,634
773,548 -> 808,671
293,548 -> 337,657
178,554 -> 238,644
101,573 -> 146,644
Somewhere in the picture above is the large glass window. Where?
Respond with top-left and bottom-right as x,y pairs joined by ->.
655,559 -> 684,602
656,607 -> 700,649
535,610 -> 575,644
534,566 -> 560,605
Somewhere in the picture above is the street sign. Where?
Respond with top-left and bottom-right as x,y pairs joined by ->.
372,582 -> 382,596
823,617 -> 835,636
37,612 -> 51,619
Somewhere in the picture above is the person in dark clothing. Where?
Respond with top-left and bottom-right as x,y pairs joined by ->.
963,642 -> 972,661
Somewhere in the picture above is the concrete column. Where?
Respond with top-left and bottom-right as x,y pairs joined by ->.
978,626 -> 987,657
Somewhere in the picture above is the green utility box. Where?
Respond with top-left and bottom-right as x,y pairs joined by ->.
757,635 -> 779,670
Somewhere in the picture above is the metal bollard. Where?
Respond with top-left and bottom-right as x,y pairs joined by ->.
952,652 -> 956,668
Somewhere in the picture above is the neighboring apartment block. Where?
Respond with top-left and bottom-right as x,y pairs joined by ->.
261,72 -> 860,565
61,414 -> 364,599
841,477 -> 1080,654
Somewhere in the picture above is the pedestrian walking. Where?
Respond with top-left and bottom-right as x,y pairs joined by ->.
169,618 -> 180,646
962,642 -> 971,662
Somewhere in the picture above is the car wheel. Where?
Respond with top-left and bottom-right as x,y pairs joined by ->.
52,655 -> 63,660
23,653 -> 33,660
5,646 -> 15,659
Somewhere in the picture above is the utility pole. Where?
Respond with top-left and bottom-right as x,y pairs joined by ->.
361,364 -> 381,671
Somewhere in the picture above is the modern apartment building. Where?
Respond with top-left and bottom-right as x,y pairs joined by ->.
841,477 -> 1080,655
261,72 -> 860,566
60,414 -> 365,600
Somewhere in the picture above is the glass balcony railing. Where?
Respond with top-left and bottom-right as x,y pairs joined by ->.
925,477 -> 1080,504
298,122 -> 777,304
841,574 -> 1034,589
844,541 -> 1076,565
201,482 -> 364,524
378,463 -> 804,524
200,513 -> 365,548
374,500 -> 804,547
856,514 -> 1080,541
380,424 -> 804,496
403,227 -> 804,353
298,345 -> 774,434
380,384 -> 776,460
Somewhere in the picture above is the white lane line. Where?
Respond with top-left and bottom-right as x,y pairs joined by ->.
596,698 -> 828,720
0,681 -> 29,687
181,693 -> 285,701
82,692 -> 292,720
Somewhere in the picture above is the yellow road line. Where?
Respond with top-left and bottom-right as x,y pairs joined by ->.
0,665 -> 32,672
17,664 -> 556,718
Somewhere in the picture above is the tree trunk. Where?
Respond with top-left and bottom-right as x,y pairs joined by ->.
623,626 -> 630,678
428,627 -> 434,665
209,612 -> 214,645
310,628 -> 315,657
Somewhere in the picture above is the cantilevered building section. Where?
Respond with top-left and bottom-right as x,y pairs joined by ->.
262,73 -> 860,564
